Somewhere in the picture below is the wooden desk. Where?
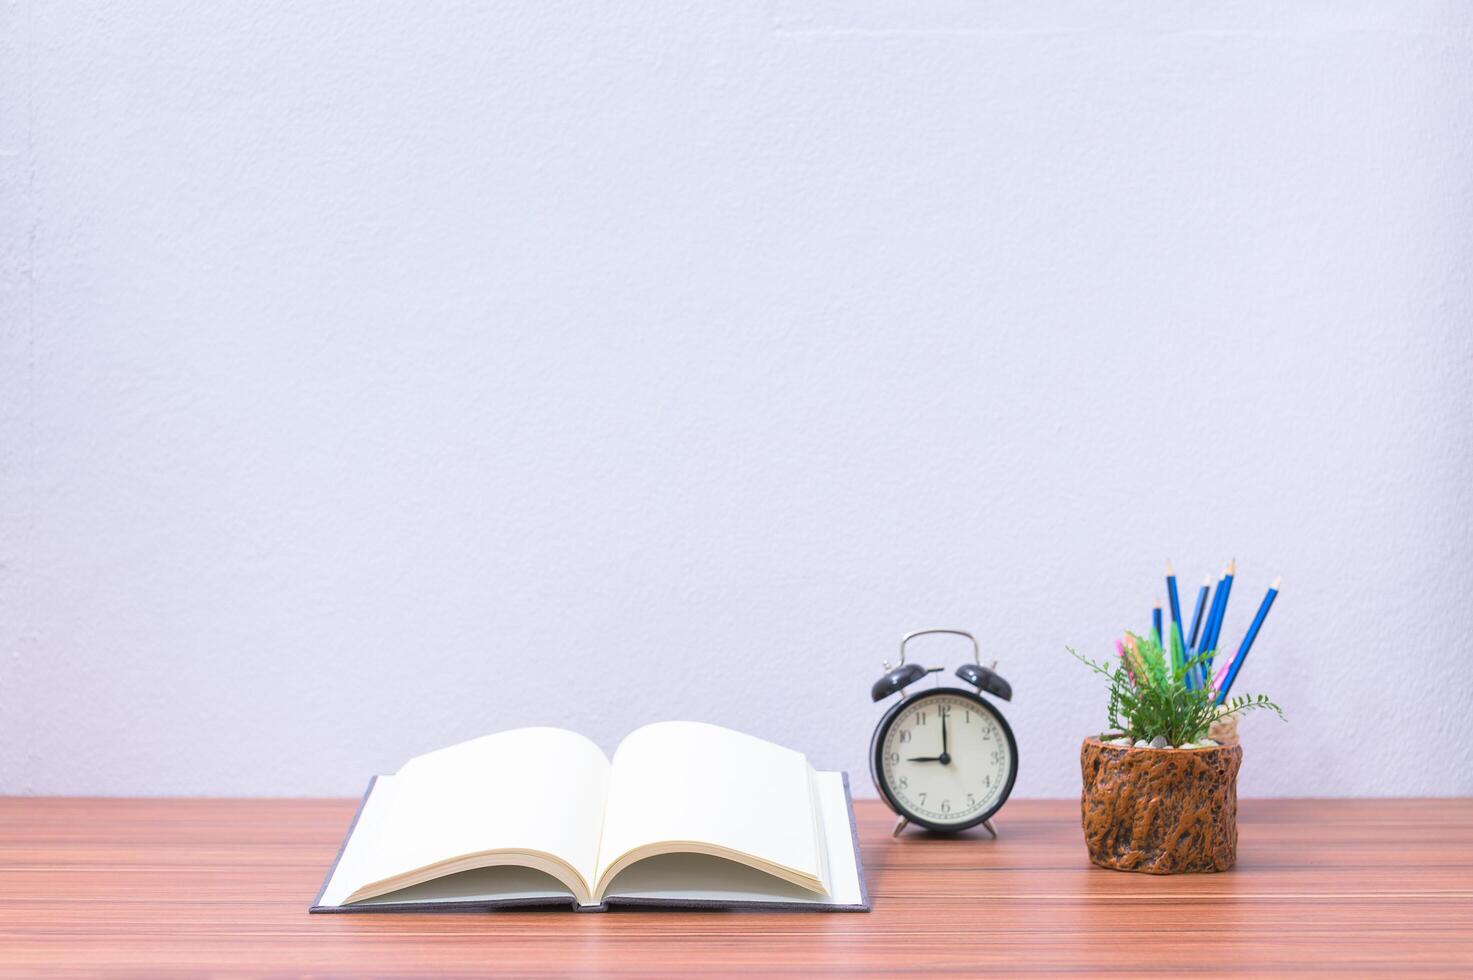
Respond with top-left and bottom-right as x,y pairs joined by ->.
1,797 -> 1470,976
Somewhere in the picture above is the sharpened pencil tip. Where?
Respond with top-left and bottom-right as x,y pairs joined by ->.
1165,559 -> 1174,575
1202,575 -> 1213,586
1228,558 -> 1237,574
1271,577 -> 1281,589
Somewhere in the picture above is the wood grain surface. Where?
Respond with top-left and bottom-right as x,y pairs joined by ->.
1,796 -> 1470,977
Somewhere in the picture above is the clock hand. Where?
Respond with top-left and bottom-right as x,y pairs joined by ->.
941,709 -> 949,757
906,756 -> 943,762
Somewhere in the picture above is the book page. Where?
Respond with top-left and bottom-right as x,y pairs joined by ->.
326,728 -> 610,905
339,864 -> 576,908
594,721 -> 826,898
601,771 -> 863,908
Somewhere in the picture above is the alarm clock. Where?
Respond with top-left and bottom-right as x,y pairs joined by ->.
869,629 -> 1018,837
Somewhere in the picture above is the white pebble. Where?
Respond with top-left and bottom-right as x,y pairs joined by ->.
1134,739 -> 1150,748
1197,738 -> 1219,747
1111,737 -> 1132,746
1148,735 -> 1168,748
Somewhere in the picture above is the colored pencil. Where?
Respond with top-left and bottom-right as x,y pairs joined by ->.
1192,567 -> 1223,689
1186,576 -> 1211,650
1196,566 -> 1227,656
1199,562 -> 1232,653
1184,574 -> 1211,687
1203,559 -> 1235,671
1211,655 -> 1231,693
1216,578 -> 1280,703
1166,561 -> 1188,682
1152,604 -> 1162,644
1116,639 -> 1133,683
1201,557 -> 1237,666
1122,633 -> 1149,680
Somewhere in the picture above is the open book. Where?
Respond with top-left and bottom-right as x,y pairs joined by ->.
311,722 -> 868,912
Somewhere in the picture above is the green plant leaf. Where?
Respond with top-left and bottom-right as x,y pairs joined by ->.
1068,638 -> 1284,744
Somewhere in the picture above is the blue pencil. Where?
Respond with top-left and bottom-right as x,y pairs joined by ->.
1194,566 -> 1228,690
1178,571 -> 1208,689
1203,560 -> 1236,673
1166,562 -> 1188,683
1186,576 -> 1211,650
1152,604 -> 1162,644
1216,578 -> 1280,703
1196,567 -> 1226,655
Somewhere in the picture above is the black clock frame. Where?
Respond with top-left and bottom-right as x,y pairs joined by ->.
869,686 -> 1019,833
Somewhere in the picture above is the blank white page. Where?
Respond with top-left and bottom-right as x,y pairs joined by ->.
328,728 -> 610,904
602,771 -> 862,907
595,721 -> 824,894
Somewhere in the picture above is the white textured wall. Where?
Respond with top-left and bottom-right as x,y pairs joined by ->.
2,2 -> 1471,798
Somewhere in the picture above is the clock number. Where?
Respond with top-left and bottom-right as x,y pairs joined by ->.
878,693 -> 1013,827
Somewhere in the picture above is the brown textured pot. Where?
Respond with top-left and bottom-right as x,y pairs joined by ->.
1080,737 -> 1242,874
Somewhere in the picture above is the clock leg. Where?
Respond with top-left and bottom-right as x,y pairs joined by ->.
982,819 -> 998,839
891,816 -> 910,838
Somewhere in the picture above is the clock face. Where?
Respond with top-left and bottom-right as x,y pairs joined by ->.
874,690 -> 1017,830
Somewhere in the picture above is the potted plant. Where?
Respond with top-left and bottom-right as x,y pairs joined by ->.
1070,633 -> 1282,874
